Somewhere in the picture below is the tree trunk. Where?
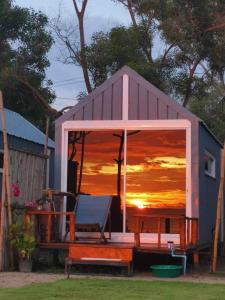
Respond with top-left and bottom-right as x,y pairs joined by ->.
116,132 -> 124,197
182,60 -> 201,107
72,0 -> 92,93
44,116 -> 50,189
78,131 -> 85,194
0,170 -> 6,271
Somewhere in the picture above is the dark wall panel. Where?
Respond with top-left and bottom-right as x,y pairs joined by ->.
198,124 -> 222,245
5,134 -> 44,155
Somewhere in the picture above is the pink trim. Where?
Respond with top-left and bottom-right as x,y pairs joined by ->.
60,119 -> 192,236
122,74 -> 129,121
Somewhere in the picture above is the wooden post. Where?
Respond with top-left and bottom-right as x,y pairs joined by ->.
180,217 -> 186,250
157,217 -> 161,248
47,214 -> 51,243
191,219 -> 198,246
186,218 -> 190,246
44,116 -> 50,190
0,170 -> 6,271
44,116 -> 50,156
0,91 -> 13,268
212,143 -> 225,273
134,217 -> 140,247
69,213 -> 75,242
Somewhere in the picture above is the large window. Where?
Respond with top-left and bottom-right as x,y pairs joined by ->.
67,129 -> 186,233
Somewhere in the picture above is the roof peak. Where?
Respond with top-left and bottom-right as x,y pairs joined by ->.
56,65 -> 199,125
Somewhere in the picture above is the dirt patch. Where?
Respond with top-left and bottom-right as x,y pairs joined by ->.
1,271 -> 225,289
0,272 -> 65,288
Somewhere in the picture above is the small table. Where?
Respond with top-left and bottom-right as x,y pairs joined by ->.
25,210 -> 75,243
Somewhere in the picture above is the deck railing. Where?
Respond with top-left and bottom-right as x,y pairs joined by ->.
25,211 -> 75,243
25,211 -> 198,250
134,214 -> 198,250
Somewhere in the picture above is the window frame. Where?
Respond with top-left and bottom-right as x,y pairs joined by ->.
61,119 -> 192,236
204,149 -> 216,178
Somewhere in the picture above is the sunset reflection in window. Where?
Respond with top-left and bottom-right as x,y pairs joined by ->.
68,129 -> 186,233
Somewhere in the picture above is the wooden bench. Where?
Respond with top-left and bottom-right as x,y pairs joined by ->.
65,244 -> 133,277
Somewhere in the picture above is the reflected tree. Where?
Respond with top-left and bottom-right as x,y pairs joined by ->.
113,130 -> 140,197
68,131 -> 90,194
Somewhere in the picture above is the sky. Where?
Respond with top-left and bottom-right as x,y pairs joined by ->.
14,0 -> 131,110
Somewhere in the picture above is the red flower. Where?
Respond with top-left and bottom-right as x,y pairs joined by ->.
12,183 -> 20,198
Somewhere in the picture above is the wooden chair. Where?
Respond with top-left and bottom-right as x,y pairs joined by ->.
74,195 -> 112,243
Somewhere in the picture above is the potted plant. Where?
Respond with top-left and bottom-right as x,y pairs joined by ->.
10,220 -> 36,272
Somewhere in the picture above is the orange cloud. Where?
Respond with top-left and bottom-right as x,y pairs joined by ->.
146,156 -> 186,169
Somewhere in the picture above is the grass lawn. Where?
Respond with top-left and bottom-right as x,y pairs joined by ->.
1,278 -> 225,300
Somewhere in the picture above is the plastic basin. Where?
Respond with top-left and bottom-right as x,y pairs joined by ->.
150,265 -> 182,278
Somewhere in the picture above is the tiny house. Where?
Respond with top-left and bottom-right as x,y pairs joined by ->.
55,66 -> 222,254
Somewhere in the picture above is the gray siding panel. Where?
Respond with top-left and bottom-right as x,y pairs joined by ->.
83,101 -> 93,120
102,86 -> 112,120
74,108 -> 84,120
128,77 -> 138,119
148,95 -> 158,120
139,86 -> 148,120
158,101 -> 167,119
168,108 -> 178,119
93,94 -> 103,120
112,78 -> 123,120
198,124 -> 221,245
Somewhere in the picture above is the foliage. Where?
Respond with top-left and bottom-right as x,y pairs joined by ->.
86,27 -> 165,90
0,0 -> 55,132
10,219 -> 36,260
189,84 -> 225,142
55,0 -> 225,140
2,279 -> 225,300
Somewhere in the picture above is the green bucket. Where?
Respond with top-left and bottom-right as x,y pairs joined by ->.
150,265 -> 182,278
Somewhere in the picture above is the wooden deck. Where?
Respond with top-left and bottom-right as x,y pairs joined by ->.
26,210 -> 200,261
38,241 -> 198,255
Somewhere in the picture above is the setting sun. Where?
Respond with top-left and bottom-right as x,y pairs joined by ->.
131,199 -> 145,209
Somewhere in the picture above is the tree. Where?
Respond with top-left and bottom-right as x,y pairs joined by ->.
189,84 -> 225,142
54,0 -> 225,140
112,1 -> 225,107
85,26 -> 167,91
0,0 -> 58,132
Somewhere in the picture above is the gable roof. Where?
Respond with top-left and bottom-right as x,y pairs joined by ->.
56,65 -> 200,126
0,109 -> 54,148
